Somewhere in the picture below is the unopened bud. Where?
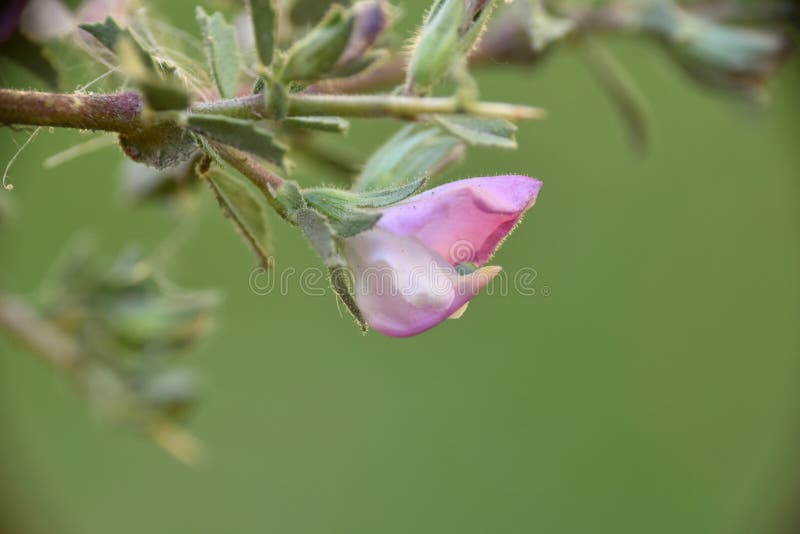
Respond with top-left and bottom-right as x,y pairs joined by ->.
336,0 -> 391,68
280,5 -> 355,82
406,0 -> 496,94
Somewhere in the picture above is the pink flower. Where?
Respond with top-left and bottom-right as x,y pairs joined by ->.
342,175 -> 542,337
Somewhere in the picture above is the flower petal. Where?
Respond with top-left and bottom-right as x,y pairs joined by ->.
376,175 -> 541,265
343,228 -> 501,337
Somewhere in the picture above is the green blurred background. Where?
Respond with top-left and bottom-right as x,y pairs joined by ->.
1,1 -> 799,533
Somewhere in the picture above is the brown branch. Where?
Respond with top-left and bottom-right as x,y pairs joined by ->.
0,90 -> 145,133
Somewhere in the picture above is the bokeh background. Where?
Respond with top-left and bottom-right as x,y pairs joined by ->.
1,1 -> 799,533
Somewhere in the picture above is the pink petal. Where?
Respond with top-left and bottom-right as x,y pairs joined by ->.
377,175 -> 541,265
343,228 -> 501,338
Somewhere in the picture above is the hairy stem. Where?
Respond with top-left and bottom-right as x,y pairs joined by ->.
0,90 -> 145,133
211,142 -> 292,221
2,89 -> 542,134
194,93 -> 545,122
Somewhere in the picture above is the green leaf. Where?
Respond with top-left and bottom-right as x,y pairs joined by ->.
433,115 -> 517,149
196,7 -> 240,99
79,17 -> 155,70
79,17 -> 125,51
354,125 -> 464,192
0,30 -> 59,89
205,169 -> 273,269
304,197 -> 380,237
117,37 -> 190,111
281,5 -> 355,82
304,175 -> 427,209
282,116 -> 350,133
247,0 -> 277,66
187,114 -> 286,168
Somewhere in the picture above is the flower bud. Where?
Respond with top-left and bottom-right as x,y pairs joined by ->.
280,4 -> 355,82
342,174 -> 541,337
335,0 -> 391,69
406,0 -> 495,93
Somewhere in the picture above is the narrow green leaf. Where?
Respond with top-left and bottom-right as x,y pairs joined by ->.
433,115 -> 517,149
247,0 -> 276,66
282,116 -> 350,133
0,31 -> 59,89
354,125 -> 464,192
205,169 -> 273,268
187,114 -> 286,168
196,7 -> 240,99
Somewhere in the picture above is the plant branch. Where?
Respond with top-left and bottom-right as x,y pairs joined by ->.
193,93 -> 544,122
2,89 -> 542,135
0,295 -> 79,370
0,293 -> 202,465
0,89 -> 145,133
